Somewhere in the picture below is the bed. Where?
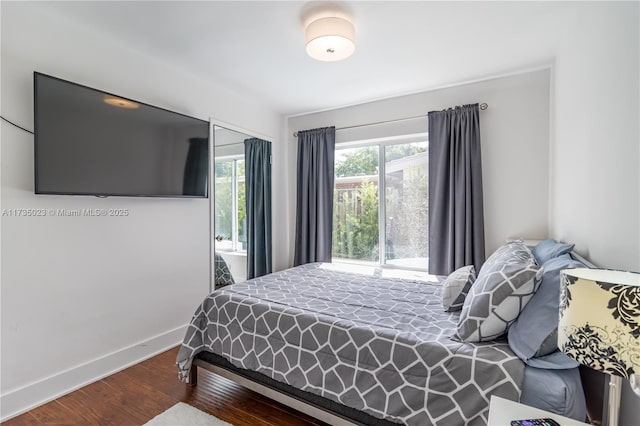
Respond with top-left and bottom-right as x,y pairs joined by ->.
177,241 -> 588,425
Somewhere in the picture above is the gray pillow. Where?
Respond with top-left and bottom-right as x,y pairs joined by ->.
441,265 -> 476,312
508,254 -> 584,368
532,239 -> 575,264
456,241 -> 542,342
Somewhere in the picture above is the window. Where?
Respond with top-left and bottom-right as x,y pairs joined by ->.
332,139 -> 428,270
215,157 -> 246,251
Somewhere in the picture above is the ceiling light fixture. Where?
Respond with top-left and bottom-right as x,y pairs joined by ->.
305,16 -> 355,62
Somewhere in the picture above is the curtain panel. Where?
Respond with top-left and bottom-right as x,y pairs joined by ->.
294,127 -> 336,266
245,138 -> 272,279
428,104 -> 485,275
183,137 -> 209,196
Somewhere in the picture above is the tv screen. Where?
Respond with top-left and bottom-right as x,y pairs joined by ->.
34,72 -> 209,198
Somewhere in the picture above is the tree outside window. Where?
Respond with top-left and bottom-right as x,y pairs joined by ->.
332,141 -> 428,270
215,158 -> 246,251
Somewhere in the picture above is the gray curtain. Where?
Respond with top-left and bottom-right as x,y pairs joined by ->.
245,138 -> 272,279
294,127 -> 336,266
428,104 -> 485,275
183,137 -> 209,196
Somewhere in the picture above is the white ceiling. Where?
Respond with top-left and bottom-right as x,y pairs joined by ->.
38,1 -> 580,116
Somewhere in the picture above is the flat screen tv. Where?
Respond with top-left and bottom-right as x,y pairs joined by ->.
34,72 -> 209,198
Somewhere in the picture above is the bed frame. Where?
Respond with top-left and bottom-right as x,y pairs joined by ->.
188,351 -> 395,425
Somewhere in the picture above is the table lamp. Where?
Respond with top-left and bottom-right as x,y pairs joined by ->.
558,268 -> 640,426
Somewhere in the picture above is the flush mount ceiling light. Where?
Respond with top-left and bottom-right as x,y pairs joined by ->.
305,16 -> 355,61
103,95 -> 139,109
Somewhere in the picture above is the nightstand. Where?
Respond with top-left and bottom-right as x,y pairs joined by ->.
488,396 -> 586,425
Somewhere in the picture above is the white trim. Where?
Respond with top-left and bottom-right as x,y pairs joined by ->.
0,325 -> 188,422
378,143 -> 386,264
287,63 -> 553,119
209,120 -> 215,293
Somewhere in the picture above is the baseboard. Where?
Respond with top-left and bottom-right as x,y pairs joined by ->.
0,324 -> 188,422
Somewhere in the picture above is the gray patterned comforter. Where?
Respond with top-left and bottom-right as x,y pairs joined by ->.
177,263 -> 524,425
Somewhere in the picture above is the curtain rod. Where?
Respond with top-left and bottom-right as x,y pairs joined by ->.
293,102 -> 488,137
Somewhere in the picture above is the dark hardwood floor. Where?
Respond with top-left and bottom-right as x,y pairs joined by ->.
3,347 -> 324,426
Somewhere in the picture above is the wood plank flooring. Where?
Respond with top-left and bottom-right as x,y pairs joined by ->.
3,347 -> 325,426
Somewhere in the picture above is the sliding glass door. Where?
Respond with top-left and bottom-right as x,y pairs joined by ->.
383,142 -> 428,269
332,139 -> 428,270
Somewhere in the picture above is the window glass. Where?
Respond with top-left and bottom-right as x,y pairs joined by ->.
384,142 -> 428,269
215,158 -> 245,252
215,160 -> 233,243
332,146 -> 379,262
236,160 -> 246,250
331,139 -> 429,271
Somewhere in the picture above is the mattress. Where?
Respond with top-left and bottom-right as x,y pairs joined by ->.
521,365 -> 587,421
177,262 -> 525,425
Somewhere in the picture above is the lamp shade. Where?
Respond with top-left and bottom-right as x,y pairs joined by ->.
305,17 -> 355,61
558,268 -> 640,378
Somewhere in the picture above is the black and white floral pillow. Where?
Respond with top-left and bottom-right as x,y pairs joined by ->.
442,265 -> 476,312
457,241 -> 542,342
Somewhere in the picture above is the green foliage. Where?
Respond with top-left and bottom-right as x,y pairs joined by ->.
215,162 -> 232,238
332,143 -> 429,263
332,180 -> 379,260
237,181 -> 246,244
335,147 -> 377,177
334,144 -> 428,178
214,159 -> 246,247
215,160 -> 232,178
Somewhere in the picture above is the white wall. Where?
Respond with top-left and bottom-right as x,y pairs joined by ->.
550,2 -> 639,271
286,69 -> 551,265
0,2 -> 280,420
549,3 -> 639,424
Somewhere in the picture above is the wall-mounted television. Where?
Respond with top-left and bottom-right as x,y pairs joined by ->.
34,72 -> 209,198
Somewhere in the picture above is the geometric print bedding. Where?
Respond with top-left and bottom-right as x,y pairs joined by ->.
177,263 -> 525,425
441,265 -> 476,312
457,241 -> 542,342
214,252 -> 234,287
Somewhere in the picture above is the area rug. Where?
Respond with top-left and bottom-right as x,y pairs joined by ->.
144,402 -> 233,426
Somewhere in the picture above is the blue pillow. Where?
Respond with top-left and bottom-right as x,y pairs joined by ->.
532,239 -> 575,264
508,254 -> 584,369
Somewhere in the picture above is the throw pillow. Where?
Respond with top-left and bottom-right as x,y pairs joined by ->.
214,253 -> 235,287
441,265 -> 476,312
508,254 -> 585,368
457,241 -> 542,342
532,239 -> 575,264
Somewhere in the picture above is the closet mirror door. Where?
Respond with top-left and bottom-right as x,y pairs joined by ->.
213,125 -> 271,289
